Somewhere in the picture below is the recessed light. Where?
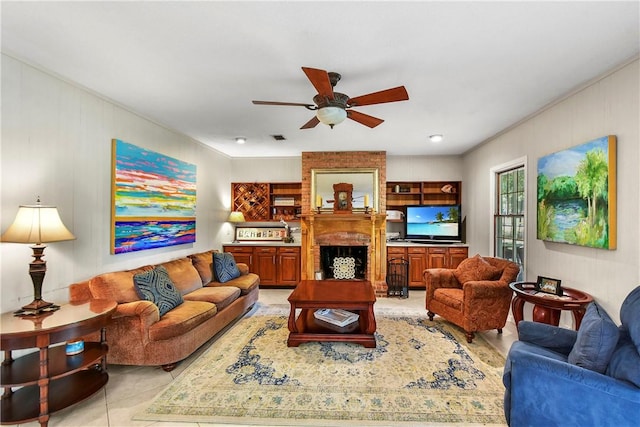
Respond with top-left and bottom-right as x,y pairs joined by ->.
235,137 -> 246,144
429,134 -> 443,143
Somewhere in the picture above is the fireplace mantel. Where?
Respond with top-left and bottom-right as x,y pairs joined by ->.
300,213 -> 387,294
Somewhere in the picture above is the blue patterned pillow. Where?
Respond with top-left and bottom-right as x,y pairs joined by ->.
213,252 -> 241,283
133,266 -> 184,316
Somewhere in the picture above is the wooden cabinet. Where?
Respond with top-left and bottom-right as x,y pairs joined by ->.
270,182 -> 302,221
386,246 -> 407,263
254,247 -> 278,285
426,247 -> 468,269
223,245 -> 254,269
231,182 -> 301,222
426,247 -> 447,269
386,245 -> 468,289
407,247 -> 428,287
231,182 -> 270,221
385,181 -> 461,221
387,246 -> 426,288
447,247 -> 468,268
223,245 -> 301,287
277,247 -> 301,286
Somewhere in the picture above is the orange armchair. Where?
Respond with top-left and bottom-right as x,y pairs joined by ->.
424,255 -> 520,343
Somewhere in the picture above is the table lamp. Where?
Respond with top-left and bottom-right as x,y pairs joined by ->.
228,211 -> 245,243
1,198 -> 76,314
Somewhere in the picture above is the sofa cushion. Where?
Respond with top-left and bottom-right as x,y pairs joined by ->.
207,272 -> 260,295
453,254 -> 502,285
517,320 -> 577,355
434,288 -> 464,310
188,250 -> 216,284
213,252 -> 241,283
148,300 -> 218,342
184,286 -> 241,311
158,257 -> 203,295
619,285 -> 640,354
133,266 -> 184,317
606,330 -> 640,388
568,302 -> 619,374
89,266 -> 153,303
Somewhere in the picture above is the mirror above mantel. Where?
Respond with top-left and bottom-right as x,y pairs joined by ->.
311,168 -> 379,213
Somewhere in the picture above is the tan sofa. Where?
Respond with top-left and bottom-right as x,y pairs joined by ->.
69,250 -> 259,371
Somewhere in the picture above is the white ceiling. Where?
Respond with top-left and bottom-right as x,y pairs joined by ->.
2,1 -> 639,158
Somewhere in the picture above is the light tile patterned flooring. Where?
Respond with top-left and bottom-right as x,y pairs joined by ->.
18,289 -> 517,427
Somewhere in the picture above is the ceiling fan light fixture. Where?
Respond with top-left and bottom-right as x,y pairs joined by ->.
429,134 -> 444,143
235,137 -> 247,144
316,106 -> 347,128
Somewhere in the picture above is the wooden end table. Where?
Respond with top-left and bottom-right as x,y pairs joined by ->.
510,281 -> 593,331
1,299 -> 117,427
287,279 -> 377,348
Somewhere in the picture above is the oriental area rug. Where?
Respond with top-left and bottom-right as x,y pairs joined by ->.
135,304 -> 507,426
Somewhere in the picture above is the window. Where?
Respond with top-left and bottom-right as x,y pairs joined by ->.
495,166 -> 525,279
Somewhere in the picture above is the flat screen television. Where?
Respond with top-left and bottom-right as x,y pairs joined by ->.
405,204 -> 462,243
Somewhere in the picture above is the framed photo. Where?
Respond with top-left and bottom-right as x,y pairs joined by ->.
536,276 -> 563,295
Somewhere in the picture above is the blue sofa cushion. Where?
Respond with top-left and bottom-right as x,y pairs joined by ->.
213,252 -> 241,283
620,285 -> 640,353
517,320 -> 577,355
568,302 -> 619,374
606,330 -> 640,388
133,266 -> 184,317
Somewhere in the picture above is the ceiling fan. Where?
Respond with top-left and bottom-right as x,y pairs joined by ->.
252,67 -> 409,129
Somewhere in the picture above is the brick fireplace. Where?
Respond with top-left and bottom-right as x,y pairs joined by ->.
300,151 -> 388,295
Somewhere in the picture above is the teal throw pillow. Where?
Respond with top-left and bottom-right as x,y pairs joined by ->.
213,252 -> 241,283
133,266 -> 184,317
568,302 -> 619,374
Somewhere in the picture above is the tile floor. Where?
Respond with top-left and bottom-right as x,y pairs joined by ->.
18,289 -> 518,427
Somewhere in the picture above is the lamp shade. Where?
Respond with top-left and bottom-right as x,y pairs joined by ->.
1,204 -> 76,245
316,106 -> 347,127
228,211 -> 246,223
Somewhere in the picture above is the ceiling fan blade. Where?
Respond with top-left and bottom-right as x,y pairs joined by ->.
300,116 -> 320,129
302,67 -> 334,100
252,100 -> 315,108
347,110 -> 384,128
348,86 -> 409,107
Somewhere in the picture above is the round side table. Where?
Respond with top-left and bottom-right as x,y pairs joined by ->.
1,299 -> 117,427
509,281 -> 593,331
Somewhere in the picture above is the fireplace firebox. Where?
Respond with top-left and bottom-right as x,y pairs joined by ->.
320,246 -> 367,280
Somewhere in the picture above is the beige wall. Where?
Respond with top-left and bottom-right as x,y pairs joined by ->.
462,59 -> 639,321
1,55 -> 233,312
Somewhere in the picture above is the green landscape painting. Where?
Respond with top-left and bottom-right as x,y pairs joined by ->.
537,135 -> 616,250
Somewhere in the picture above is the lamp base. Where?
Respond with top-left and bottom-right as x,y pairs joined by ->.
14,299 -> 60,316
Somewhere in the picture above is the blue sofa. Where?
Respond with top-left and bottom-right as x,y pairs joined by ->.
503,286 -> 640,426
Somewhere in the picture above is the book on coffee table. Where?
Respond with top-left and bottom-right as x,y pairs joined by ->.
314,308 -> 359,327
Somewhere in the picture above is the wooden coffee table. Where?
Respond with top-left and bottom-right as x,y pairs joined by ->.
287,279 -> 377,348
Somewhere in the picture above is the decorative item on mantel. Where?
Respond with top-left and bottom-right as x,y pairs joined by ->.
333,183 -> 353,214
1,197 -> 76,316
